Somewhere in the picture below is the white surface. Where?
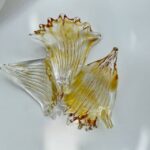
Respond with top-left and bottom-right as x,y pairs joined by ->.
0,0 -> 150,150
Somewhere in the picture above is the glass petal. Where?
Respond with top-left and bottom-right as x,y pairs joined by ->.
1,58 -> 57,116
63,47 -> 119,130
31,14 -> 101,92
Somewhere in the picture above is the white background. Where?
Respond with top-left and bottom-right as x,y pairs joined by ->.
0,0 -> 150,150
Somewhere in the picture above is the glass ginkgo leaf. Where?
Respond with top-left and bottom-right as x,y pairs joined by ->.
31,14 -> 101,93
63,47 -> 118,130
1,58 -> 57,116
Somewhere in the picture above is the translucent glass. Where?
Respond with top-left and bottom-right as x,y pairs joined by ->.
1,58 -> 56,116
63,48 -> 118,130
31,14 -> 101,93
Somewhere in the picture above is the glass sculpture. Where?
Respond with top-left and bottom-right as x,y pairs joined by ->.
0,15 -> 118,130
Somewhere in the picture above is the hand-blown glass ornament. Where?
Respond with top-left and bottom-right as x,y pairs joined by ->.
0,15 -> 118,130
